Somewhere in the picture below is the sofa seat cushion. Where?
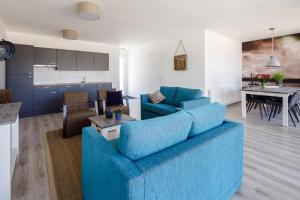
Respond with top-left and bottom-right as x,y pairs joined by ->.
160,86 -> 177,105
118,111 -> 193,160
142,103 -> 178,116
174,87 -> 202,106
186,103 -> 227,137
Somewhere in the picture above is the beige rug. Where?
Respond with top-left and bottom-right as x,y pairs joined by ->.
43,129 -> 82,200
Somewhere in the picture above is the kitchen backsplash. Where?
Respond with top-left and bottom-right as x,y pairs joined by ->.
34,67 -> 110,85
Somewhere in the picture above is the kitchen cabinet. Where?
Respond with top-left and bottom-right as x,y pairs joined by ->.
34,86 -> 58,113
77,51 -> 94,71
57,85 -> 79,109
6,44 -> 33,75
34,47 -> 56,66
56,49 -> 77,71
78,84 -> 97,101
96,83 -> 113,90
94,53 -> 109,71
6,75 -> 34,116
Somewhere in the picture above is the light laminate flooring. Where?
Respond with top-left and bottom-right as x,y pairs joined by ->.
12,102 -> 300,200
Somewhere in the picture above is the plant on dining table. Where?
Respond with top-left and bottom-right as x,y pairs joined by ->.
272,71 -> 285,85
256,73 -> 271,89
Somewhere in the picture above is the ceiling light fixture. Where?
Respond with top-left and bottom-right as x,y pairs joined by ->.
62,29 -> 78,40
77,1 -> 100,21
266,28 -> 280,68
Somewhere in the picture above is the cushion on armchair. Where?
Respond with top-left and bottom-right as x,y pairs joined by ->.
107,90 -> 123,106
118,111 -> 193,160
160,86 -> 177,105
174,87 -> 202,106
186,103 -> 227,137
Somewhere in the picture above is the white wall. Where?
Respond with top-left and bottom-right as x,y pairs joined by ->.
128,31 -> 205,97
0,17 -> 7,89
204,30 -> 242,105
7,31 -> 120,88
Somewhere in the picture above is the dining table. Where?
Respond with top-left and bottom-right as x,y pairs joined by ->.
241,86 -> 300,127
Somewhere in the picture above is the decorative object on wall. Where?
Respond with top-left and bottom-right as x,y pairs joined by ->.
77,1 -> 101,21
266,28 -> 280,68
174,40 -> 187,71
242,33 -> 300,84
62,29 -> 78,40
0,39 -> 15,61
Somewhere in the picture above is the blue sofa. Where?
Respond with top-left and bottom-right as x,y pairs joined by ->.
141,86 -> 210,119
82,103 -> 244,200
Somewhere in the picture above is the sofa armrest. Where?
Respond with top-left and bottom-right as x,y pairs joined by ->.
82,127 -> 144,200
179,97 -> 211,110
140,94 -> 150,104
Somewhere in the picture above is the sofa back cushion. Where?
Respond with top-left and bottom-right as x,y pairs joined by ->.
174,87 -> 202,106
160,86 -> 177,105
118,111 -> 193,160
186,103 -> 227,137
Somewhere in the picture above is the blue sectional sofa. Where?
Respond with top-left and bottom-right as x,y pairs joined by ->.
141,86 -> 210,119
82,103 -> 244,200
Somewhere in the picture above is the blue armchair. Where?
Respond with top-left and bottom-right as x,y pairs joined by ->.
141,86 -> 210,119
82,103 -> 244,200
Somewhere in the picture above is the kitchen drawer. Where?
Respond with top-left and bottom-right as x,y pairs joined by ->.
34,85 -> 58,92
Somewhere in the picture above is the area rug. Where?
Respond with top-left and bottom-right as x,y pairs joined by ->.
43,129 -> 82,200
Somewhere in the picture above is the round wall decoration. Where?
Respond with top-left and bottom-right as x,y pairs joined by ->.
0,40 -> 15,61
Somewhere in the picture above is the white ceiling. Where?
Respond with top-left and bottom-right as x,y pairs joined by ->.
0,0 -> 300,47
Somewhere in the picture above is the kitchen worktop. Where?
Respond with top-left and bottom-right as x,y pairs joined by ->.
0,102 -> 22,125
33,81 -> 112,87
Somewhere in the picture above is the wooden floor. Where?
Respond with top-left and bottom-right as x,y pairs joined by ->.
12,102 -> 300,200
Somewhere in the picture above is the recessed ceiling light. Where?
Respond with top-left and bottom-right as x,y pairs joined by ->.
62,29 -> 78,40
77,1 -> 100,21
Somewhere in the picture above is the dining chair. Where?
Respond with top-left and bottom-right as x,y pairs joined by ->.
267,91 -> 300,127
246,94 -> 268,120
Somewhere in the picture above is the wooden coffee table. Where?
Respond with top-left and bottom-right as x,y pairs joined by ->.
88,114 -> 136,140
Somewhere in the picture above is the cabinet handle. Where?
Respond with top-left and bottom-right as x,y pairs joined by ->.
28,72 -> 33,75
28,75 -> 33,78
50,91 -> 57,94
44,86 -> 50,89
66,86 -> 71,88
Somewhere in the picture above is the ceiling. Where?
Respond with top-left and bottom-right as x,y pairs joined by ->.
0,0 -> 300,47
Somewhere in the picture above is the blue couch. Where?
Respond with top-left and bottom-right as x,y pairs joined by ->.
141,86 -> 210,119
82,103 -> 244,200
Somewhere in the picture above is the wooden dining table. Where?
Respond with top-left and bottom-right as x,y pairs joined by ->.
241,86 -> 299,127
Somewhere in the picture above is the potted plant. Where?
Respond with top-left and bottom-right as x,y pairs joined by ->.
256,73 -> 270,89
114,109 -> 122,121
272,71 -> 285,86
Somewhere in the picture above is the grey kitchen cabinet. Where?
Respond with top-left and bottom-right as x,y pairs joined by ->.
56,49 -> 77,71
76,51 -> 94,71
78,84 -> 97,100
57,85 -> 79,109
96,83 -> 113,90
34,47 -> 56,66
6,44 -> 34,75
94,53 -> 109,71
6,75 -> 34,116
34,86 -> 58,113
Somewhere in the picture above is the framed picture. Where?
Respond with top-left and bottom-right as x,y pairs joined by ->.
174,54 -> 187,70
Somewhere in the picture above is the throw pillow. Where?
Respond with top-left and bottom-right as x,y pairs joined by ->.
148,90 -> 166,104
107,91 -> 123,106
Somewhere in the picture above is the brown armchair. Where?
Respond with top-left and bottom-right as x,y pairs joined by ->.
0,89 -> 12,104
63,91 -> 98,138
97,89 -> 129,115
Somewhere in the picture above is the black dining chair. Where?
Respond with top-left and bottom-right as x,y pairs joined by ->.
246,94 -> 269,120
267,91 -> 300,127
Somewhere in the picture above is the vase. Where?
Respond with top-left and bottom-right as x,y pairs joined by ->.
115,112 -> 122,121
260,82 -> 266,89
105,107 -> 113,119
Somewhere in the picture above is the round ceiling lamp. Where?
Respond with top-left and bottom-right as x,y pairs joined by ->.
266,28 -> 280,68
77,1 -> 100,21
62,29 -> 78,40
